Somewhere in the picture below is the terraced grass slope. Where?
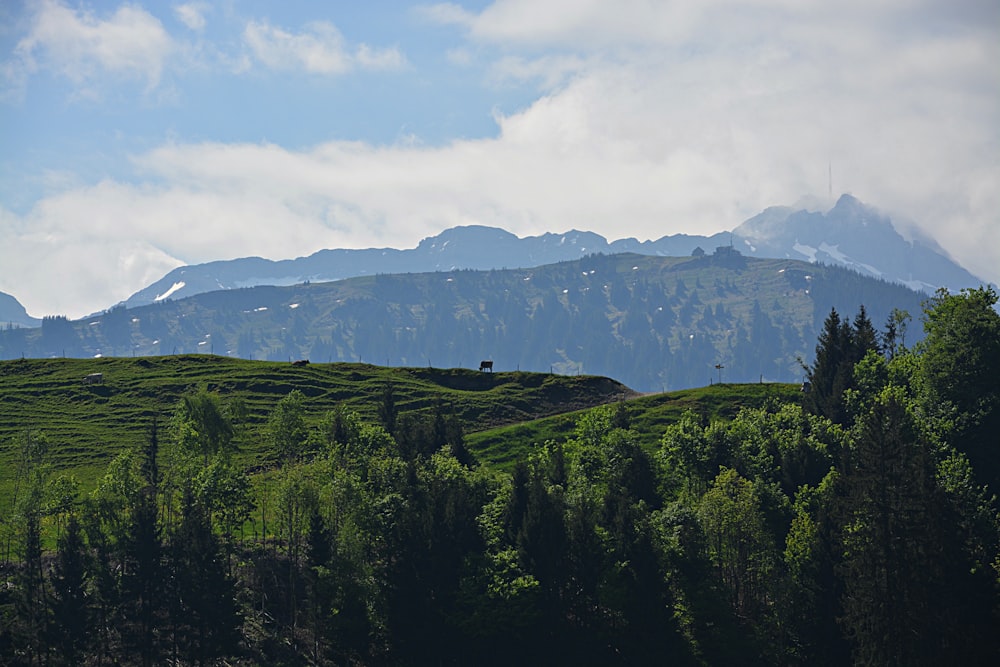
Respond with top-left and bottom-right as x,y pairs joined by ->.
468,381 -> 803,468
0,355 -> 633,502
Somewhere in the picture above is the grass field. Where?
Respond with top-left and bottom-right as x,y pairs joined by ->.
0,355 -> 632,502
467,381 -> 803,468
1,354 -> 802,511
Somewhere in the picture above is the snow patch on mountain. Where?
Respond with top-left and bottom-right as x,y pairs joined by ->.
793,243 -> 817,262
901,278 -> 938,292
818,243 -> 882,277
155,281 -> 186,301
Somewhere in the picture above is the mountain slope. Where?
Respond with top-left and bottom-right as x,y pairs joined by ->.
0,290 -> 40,328
0,355 -> 632,492
120,195 -> 981,311
3,252 -> 927,392
733,194 -> 980,292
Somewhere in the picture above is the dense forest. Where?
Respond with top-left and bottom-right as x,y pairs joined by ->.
1,287 -> 998,665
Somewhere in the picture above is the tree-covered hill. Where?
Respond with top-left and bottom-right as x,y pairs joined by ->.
0,287 -> 997,665
0,251 -> 928,391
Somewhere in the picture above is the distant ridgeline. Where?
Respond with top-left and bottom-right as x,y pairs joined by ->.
0,252 -> 927,392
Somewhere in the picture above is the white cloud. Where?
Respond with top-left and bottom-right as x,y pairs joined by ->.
415,3 -> 475,28
243,19 -> 405,75
174,3 -> 207,32
488,54 -> 587,88
1,0 -> 996,318
7,42 -> 997,319
10,0 -> 174,92
422,0 -> 700,46
428,0 -> 996,49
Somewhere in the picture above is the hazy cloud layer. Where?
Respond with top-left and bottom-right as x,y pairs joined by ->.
0,0 -> 996,318
243,20 -> 406,74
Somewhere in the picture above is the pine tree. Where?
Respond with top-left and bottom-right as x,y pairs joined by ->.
123,422 -> 163,667
837,387 -> 942,665
49,514 -> 90,666
168,486 -> 242,665
14,509 -> 45,666
852,305 -> 880,360
11,431 -> 48,667
805,308 -> 853,424
880,308 -> 911,360
807,306 -> 883,425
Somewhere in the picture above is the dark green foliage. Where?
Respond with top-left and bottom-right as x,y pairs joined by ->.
0,291 -> 996,665
837,387 -> 942,665
175,387 -> 235,464
851,305 -> 880,360
805,306 -> 882,424
377,380 -> 398,437
920,286 -> 1000,487
49,514 -> 90,666
783,472 -> 851,665
14,510 -> 45,666
880,307 -> 911,360
804,308 -> 853,424
122,423 -> 162,667
167,487 -> 241,665
268,389 -> 309,464
921,286 -> 1000,411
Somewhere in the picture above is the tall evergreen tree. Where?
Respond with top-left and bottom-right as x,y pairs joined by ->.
168,487 -> 242,666
880,308 -> 911,360
48,514 -> 90,666
9,431 -> 48,667
837,387 -> 943,665
14,508 -> 45,666
123,421 -> 163,667
852,305 -> 880,360
805,308 -> 854,424
806,306 -> 882,425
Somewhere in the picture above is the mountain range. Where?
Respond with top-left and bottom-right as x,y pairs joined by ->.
0,195 -> 984,328
117,194 -> 982,310
0,250 -> 927,392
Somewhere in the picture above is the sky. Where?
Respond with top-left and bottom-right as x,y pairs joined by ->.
1,0 -> 997,319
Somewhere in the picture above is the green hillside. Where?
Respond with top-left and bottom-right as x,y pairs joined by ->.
1,287 -> 997,666
0,355 -> 632,498
468,381 -> 802,468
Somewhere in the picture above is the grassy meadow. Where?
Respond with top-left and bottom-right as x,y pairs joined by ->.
0,355 -> 631,502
